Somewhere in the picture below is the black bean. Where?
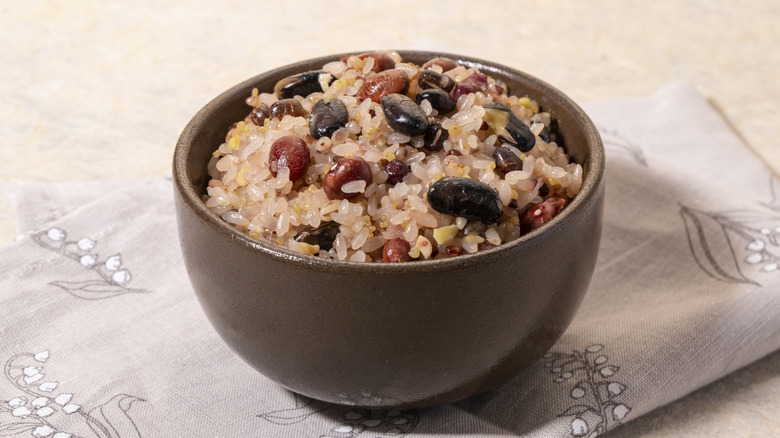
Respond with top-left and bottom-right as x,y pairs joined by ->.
294,221 -> 340,251
415,88 -> 456,115
483,102 -> 536,152
538,126 -> 550,143
385,159 -> 410,185
416,70 -> 454,92
422,120 -> 448,152
427,177 -> 503,224
309,97 -> 349,139
492,146 -> 522,173
380,93 -> 428,136
274,70 -> 334,99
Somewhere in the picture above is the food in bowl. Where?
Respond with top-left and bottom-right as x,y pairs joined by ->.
204,50 -> 583,263
173,50 -> 605,408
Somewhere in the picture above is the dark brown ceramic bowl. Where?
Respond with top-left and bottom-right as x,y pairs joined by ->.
173,51 -> 605,409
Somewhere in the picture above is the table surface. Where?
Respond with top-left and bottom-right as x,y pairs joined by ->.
2,1 -> 779,436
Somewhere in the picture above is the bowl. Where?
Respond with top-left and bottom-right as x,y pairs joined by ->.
173,50 -> 605,408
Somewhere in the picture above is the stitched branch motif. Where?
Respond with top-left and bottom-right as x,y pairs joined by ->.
258,393 -> 419,437
31,228 -> 150,300
680,176 -> 780,286
1,351 -> 144,438
598,125 -> 647,167
546,344 -> 631,437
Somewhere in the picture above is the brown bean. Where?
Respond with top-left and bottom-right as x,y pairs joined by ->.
268,136 -> 310,181
322,156 -> 373,200
340,52 -> 396,72
357,69 -> 409,103
271,99 -> 305,119
422,57 -> 459,72
249,103 -> 271,126
382,238 -> 411,262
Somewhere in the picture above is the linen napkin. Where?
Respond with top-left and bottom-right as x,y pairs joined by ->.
2,82 -> 779,438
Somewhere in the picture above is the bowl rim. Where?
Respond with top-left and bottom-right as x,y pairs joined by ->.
173,50 -> 605,274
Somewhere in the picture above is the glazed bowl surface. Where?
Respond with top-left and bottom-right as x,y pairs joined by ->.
173,50 -> 605,408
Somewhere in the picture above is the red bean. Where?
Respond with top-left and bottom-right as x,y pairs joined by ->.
268,136 -> 310,181
383,238 -> 411,262
521,197 -> 566,232
322,156 -> 373,200
385,159 -> 410,185
453,72 -> 487,101
357,69 -> 409,103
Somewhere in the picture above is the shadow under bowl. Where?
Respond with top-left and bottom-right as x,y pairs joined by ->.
173,50 -> 605,409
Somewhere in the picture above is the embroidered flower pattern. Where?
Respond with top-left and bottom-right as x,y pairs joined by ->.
1,351 -> 144,437
546,344 -> 631,437
31,228 -> 149,300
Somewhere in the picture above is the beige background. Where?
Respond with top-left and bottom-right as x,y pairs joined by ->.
2,1 -> 778,435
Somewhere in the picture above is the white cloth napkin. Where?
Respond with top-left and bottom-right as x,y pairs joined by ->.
2,82 -> 779,437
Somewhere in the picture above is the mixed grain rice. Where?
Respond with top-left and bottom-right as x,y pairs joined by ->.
205,51 -> 583,262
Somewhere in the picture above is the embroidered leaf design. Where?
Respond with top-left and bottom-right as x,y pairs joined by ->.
49,280 -> 150,300
598,125 -> 647,166
0,422 -> 39,436
760,175 -> 780,211
258,399 -> 332,425
558,404 -> 598,417
680,205 -> 758,285
85,394 -> 144,438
